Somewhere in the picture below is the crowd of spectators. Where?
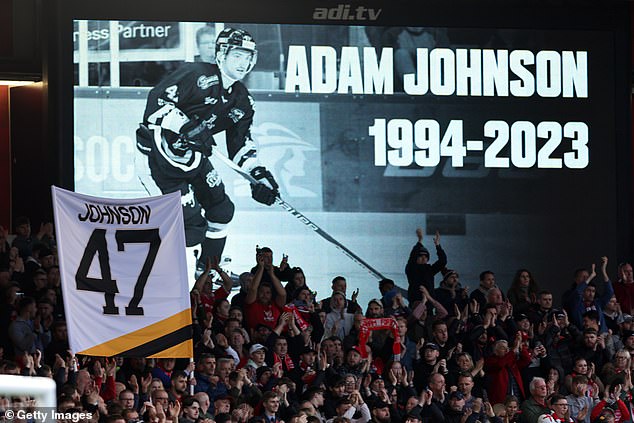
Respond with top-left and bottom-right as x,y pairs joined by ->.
1,217 -> 634,423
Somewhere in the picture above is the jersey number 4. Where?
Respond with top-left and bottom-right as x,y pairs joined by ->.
75,228 -> 161,316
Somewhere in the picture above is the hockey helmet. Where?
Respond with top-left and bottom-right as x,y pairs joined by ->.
216,28 -> 258,73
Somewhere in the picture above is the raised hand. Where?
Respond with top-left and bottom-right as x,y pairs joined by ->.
597,333 -> 606,349
400,368 -> 408,385
93,360 -> 105,378
499,301 -> 510,320
141,373 -> 153,394
319,350 -> 328,371
168,401 -> 181,419
54,354 -> 66,371
33,349 -> 42,369
256,252 -> 265,268
280,254 -> 289,271
601,256 -> 609,280
419,285 -> 430,300
105,357 -> 117,377
577,405 -> 589,421
460,407 -> 473,423
209,256 -> 221,272
129,374 -> 140,394
614,383 -> 623,399
215,333 -> 229,349
474,358 -> 485,376
416,227 -> 423,242
388,369 -> 398,386
352,288 -> 359,303
362,373 -> 372,390
472,398 -> 483,413
416,337 -> 425,353
484,401 -> 495,418
433,230 -> 440,246
589,263 -> 597,281
562,309 -> 570,327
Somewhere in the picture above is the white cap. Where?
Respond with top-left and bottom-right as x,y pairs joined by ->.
249,343 -> 267,355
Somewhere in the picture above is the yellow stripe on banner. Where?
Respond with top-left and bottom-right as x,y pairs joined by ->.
148,340 -> 194,358
78,309 -> 192,356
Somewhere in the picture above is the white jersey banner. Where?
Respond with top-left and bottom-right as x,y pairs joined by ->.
52,186 -> 193,357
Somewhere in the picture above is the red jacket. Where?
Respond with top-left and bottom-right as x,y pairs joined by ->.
484,346 -> 532,405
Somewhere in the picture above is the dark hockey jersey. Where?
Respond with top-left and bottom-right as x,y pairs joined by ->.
143,61 -> 257,172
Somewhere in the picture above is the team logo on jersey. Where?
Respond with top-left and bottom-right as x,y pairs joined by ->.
205,169 -> 222,188
202,114 -> 217,130
181,186 -> 196,208
228,108 -> 245,123
204,96 -> 218,105
197,75 -> 219,90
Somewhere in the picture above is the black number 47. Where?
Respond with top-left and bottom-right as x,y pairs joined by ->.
75,228 -> 161,316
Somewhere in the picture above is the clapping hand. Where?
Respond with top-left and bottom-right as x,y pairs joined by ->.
352,288 -> 359,303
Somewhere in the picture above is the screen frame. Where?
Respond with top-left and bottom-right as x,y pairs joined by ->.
44,0 -> 633,265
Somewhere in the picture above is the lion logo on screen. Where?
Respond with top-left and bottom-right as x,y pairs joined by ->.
232,122 -> 318,198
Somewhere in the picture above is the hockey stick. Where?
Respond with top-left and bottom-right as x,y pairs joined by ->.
211,151 -> 387,280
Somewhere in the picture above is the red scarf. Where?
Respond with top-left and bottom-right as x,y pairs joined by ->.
284,304 -> 309,331
358,317 -> 401,360
274,352 -> 295,371
299,360 -> 317,385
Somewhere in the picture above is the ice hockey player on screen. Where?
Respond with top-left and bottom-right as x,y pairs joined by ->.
137,28 -> 279,273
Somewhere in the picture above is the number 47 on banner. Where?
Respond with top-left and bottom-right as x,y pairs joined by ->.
76,228 -> 161,316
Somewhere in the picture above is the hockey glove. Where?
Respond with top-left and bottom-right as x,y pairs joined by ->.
178,119 -> 214,156
163,119 -> 214,157
250,166 -> 279,205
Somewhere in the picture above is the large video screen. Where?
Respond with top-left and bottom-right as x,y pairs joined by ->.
72,20 -> 618,304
